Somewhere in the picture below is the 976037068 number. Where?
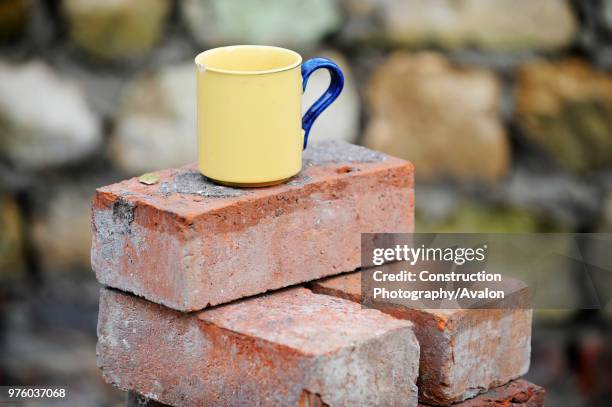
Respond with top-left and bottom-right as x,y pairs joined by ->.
1,387 -> 67,401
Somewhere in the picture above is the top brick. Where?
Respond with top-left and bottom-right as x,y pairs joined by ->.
91,141 -> 414,311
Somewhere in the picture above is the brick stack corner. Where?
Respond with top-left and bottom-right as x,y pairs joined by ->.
92,140 -> 541,406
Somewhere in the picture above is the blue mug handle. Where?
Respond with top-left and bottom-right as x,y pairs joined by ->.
301,58 -> 344,149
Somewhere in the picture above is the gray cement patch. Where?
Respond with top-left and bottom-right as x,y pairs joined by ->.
303,141 -> 387,167
158,169 -> 244,198
154,142 -> 385,197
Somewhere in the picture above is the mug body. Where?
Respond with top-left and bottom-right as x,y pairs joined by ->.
196,45 -> 303,185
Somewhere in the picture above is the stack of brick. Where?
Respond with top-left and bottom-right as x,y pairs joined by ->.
92,141 -> 542,406
310,271 -> 535,406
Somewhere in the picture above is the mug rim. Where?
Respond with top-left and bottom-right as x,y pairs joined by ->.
195,45 -> 302,75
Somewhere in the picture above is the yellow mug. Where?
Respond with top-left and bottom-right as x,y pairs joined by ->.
195,45 -> 344,186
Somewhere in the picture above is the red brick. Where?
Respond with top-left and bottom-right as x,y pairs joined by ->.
418,379 -> 545,407
97,287 -> 420,407
310,271 -> 532,406
91,141 -> 414,312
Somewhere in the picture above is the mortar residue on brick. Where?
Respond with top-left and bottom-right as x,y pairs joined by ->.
158,169 -> 245,198
110,197 -> 135,236
285,174 -> 312,187
154,141 -> 387,198
303,140 -> 387,167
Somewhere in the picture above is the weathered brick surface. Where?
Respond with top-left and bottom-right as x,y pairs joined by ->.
128,379 -> 545,407
310,271 -> 532,406
91,141 -> 414,312
418,379 -> 545,407
97,287 -> 420,407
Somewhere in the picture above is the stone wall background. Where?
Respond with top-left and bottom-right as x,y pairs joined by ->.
0,0 -> 610,405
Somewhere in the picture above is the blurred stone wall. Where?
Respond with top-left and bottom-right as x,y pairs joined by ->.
3,0 -> 611,280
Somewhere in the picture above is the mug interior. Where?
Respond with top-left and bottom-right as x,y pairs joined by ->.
195,45 -> 302,75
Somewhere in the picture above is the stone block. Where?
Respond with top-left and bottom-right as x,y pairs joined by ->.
516,59 -> 612,173
0,60 -> 101,170
363,52 -> 509,182
342,0 -> 576,51
62,0 -> 170,60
